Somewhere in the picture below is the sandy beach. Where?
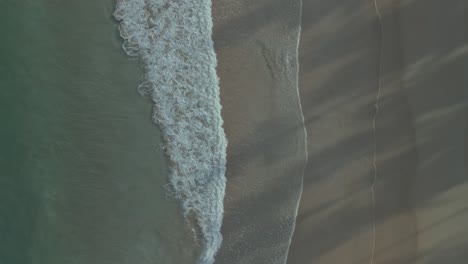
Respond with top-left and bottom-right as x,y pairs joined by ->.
287,0 -> 468,263
3,0 -> 468,264
287,1 -> 381,263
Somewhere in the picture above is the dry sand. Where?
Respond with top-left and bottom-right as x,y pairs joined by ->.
287,0 -> 468,264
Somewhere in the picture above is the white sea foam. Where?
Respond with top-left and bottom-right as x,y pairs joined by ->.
114,1 -> 227,263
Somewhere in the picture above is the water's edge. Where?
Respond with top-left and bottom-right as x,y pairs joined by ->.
283,0 -> 309,262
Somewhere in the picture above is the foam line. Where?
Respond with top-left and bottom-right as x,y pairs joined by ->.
114,1 -> 227,263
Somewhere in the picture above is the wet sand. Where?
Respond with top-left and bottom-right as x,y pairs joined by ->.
212,1 -> 307,263
287,1 -> 381,263
287,0 -> 468,264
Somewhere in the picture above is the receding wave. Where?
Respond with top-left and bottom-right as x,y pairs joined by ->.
114,1 -> 227,263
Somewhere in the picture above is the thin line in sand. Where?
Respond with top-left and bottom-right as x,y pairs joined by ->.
371,0 -> 383,264
283,0 -> 309,263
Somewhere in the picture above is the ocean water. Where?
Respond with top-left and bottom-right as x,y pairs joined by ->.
3,0 -> 306,263
114,1 -> 228,263
1,1 -> 209,263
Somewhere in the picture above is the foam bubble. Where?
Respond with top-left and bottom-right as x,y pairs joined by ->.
114,1 -> 227,263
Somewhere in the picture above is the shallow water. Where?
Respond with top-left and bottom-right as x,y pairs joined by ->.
0,1 -> 198,263
211,1 -> 307,263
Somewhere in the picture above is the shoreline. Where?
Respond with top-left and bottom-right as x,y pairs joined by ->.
283,0 -> 310,261
213,0 -> 307,263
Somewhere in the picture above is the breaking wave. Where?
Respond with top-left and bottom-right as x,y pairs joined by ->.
114,1 -> 227,263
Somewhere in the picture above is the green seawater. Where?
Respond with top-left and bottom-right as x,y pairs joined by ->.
0,1 -> 197,263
